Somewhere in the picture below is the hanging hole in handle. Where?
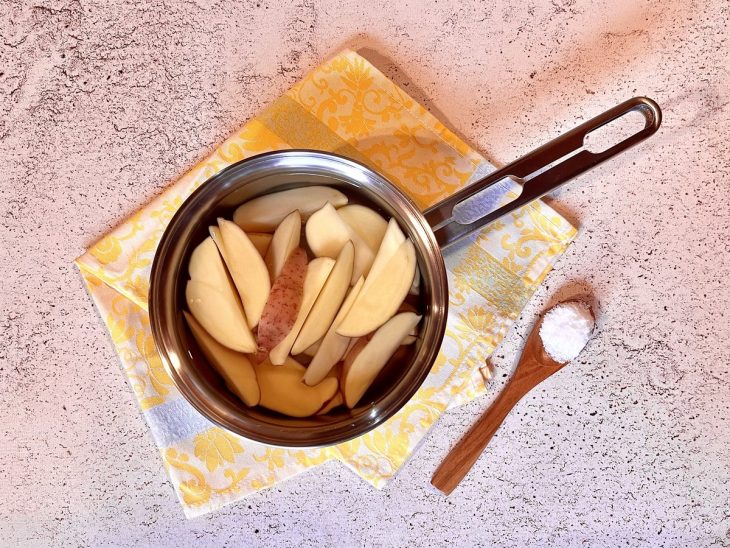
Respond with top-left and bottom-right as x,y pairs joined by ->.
451,176 -> 523,225
583,109 -> 649,154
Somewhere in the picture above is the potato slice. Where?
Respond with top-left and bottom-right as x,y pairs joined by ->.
233,186 -> 348,232
247,232 -> 272,257
303,276 -> 364,386
361,218 -> 405,293
265,210 -> 301,279
401,335 -> 417,345
301,339 -> 322,357
291,241 -> 354,355
257,247 -> 307,354
269,257 -> 334,365
316,392 -> 344,415
183,312 -> 259,406
336,239 -> 416,337
188,236 -> 232,288
337,204 -> 388,253
185,280 -> 256,353
185,237 -> 255,352
343,312 -> 422,408
255,357 -> 338,417
305,203 -> 374,284
216,219 -> 270,329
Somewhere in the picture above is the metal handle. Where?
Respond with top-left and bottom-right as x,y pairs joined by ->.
425,97 -> 662,248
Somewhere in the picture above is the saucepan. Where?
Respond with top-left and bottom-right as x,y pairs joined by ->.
149,97 -> 661,447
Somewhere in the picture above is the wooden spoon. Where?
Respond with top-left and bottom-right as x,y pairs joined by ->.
431,311 -> 572,495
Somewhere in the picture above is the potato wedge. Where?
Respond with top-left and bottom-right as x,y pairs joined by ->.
184,312 -> 259,406
217,218 -> 270,329
361,218 -> 405,293
186,280 -> 256,353
233,186 -> 347,231
301,339 -> 322,357
255,357 -> 338,417
269,257 -> 334,365
247,232 -> 272,257
257,247 -> 307,353
265,210 -> 301,279
305,203 -> 374,284
185,237 -> 256,352
303,276 -> 364,386
343,312 -> 422,408
337,204 -> 388,253
336,239 -> 416,337
316,391 -> 344,415
291,241 -> 354,355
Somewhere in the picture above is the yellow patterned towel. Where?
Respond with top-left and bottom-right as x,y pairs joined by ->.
76,50 -> 576,518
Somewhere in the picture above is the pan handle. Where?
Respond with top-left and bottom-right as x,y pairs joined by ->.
424,97 -> 662,248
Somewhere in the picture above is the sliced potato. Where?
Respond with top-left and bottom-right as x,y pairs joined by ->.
185,280 -> 256,353
401,335 -> 417,345
265,210 -> 301,279
188,236 -> 231,288
343,312 -> 422,408
305,203 -> 374,284
247,232 -> 273,257
361,218 -> 405,293
184,312 -> 259,406
337,204 -> 388,253
291,241 -> 354,355
301,339 -> 322,357
217,218 -> 270,328
316,391 -> 344,415
255,357 -> 338,417
257,247 -> 307,353
185,237 -> 255,352
304,276 -> 364,386
269,257 -> 334,365
336,239 -> 416,337
233,186 -> 348,232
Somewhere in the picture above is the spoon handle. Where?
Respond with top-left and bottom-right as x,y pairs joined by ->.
431,324 -> 564,495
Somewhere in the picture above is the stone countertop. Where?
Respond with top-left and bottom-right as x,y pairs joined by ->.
1,0 -> 728,545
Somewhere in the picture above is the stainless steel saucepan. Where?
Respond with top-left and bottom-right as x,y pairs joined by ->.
149,97 -> 661,447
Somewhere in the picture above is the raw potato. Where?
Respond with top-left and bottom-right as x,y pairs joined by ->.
208,226 -> 229,264
316,392 -> 344,415
217,218 -> 270,328
301,339 -> 322,357
255,357 -> 338,417
186,280 -> 256,353
305,203 -> 374,284
188,236 -> 232,288
269,257 -> 335,365
185,237 -> 256,352
361,218 -> 405,292
184,312 -> 260,406
257,247 -> 307,354
265,210 -> 301,279
401,335 -> 417,345
343,312 -> 422,408
337,204 -> 388,253
247,233 -> 272,257
291,241 -> 355,355
304,277 -> 364,386
233,186 -> 348,231
336,239 -> 417,337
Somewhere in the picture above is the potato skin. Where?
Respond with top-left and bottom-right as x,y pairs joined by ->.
256,247 -> 307,354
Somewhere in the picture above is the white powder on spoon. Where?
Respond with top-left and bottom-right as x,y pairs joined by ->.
539,301 -> 595,363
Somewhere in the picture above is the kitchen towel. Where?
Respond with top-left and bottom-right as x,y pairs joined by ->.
76,49 -> 576,517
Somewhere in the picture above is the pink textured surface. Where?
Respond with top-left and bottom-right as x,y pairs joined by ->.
1,0 -> 728,545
